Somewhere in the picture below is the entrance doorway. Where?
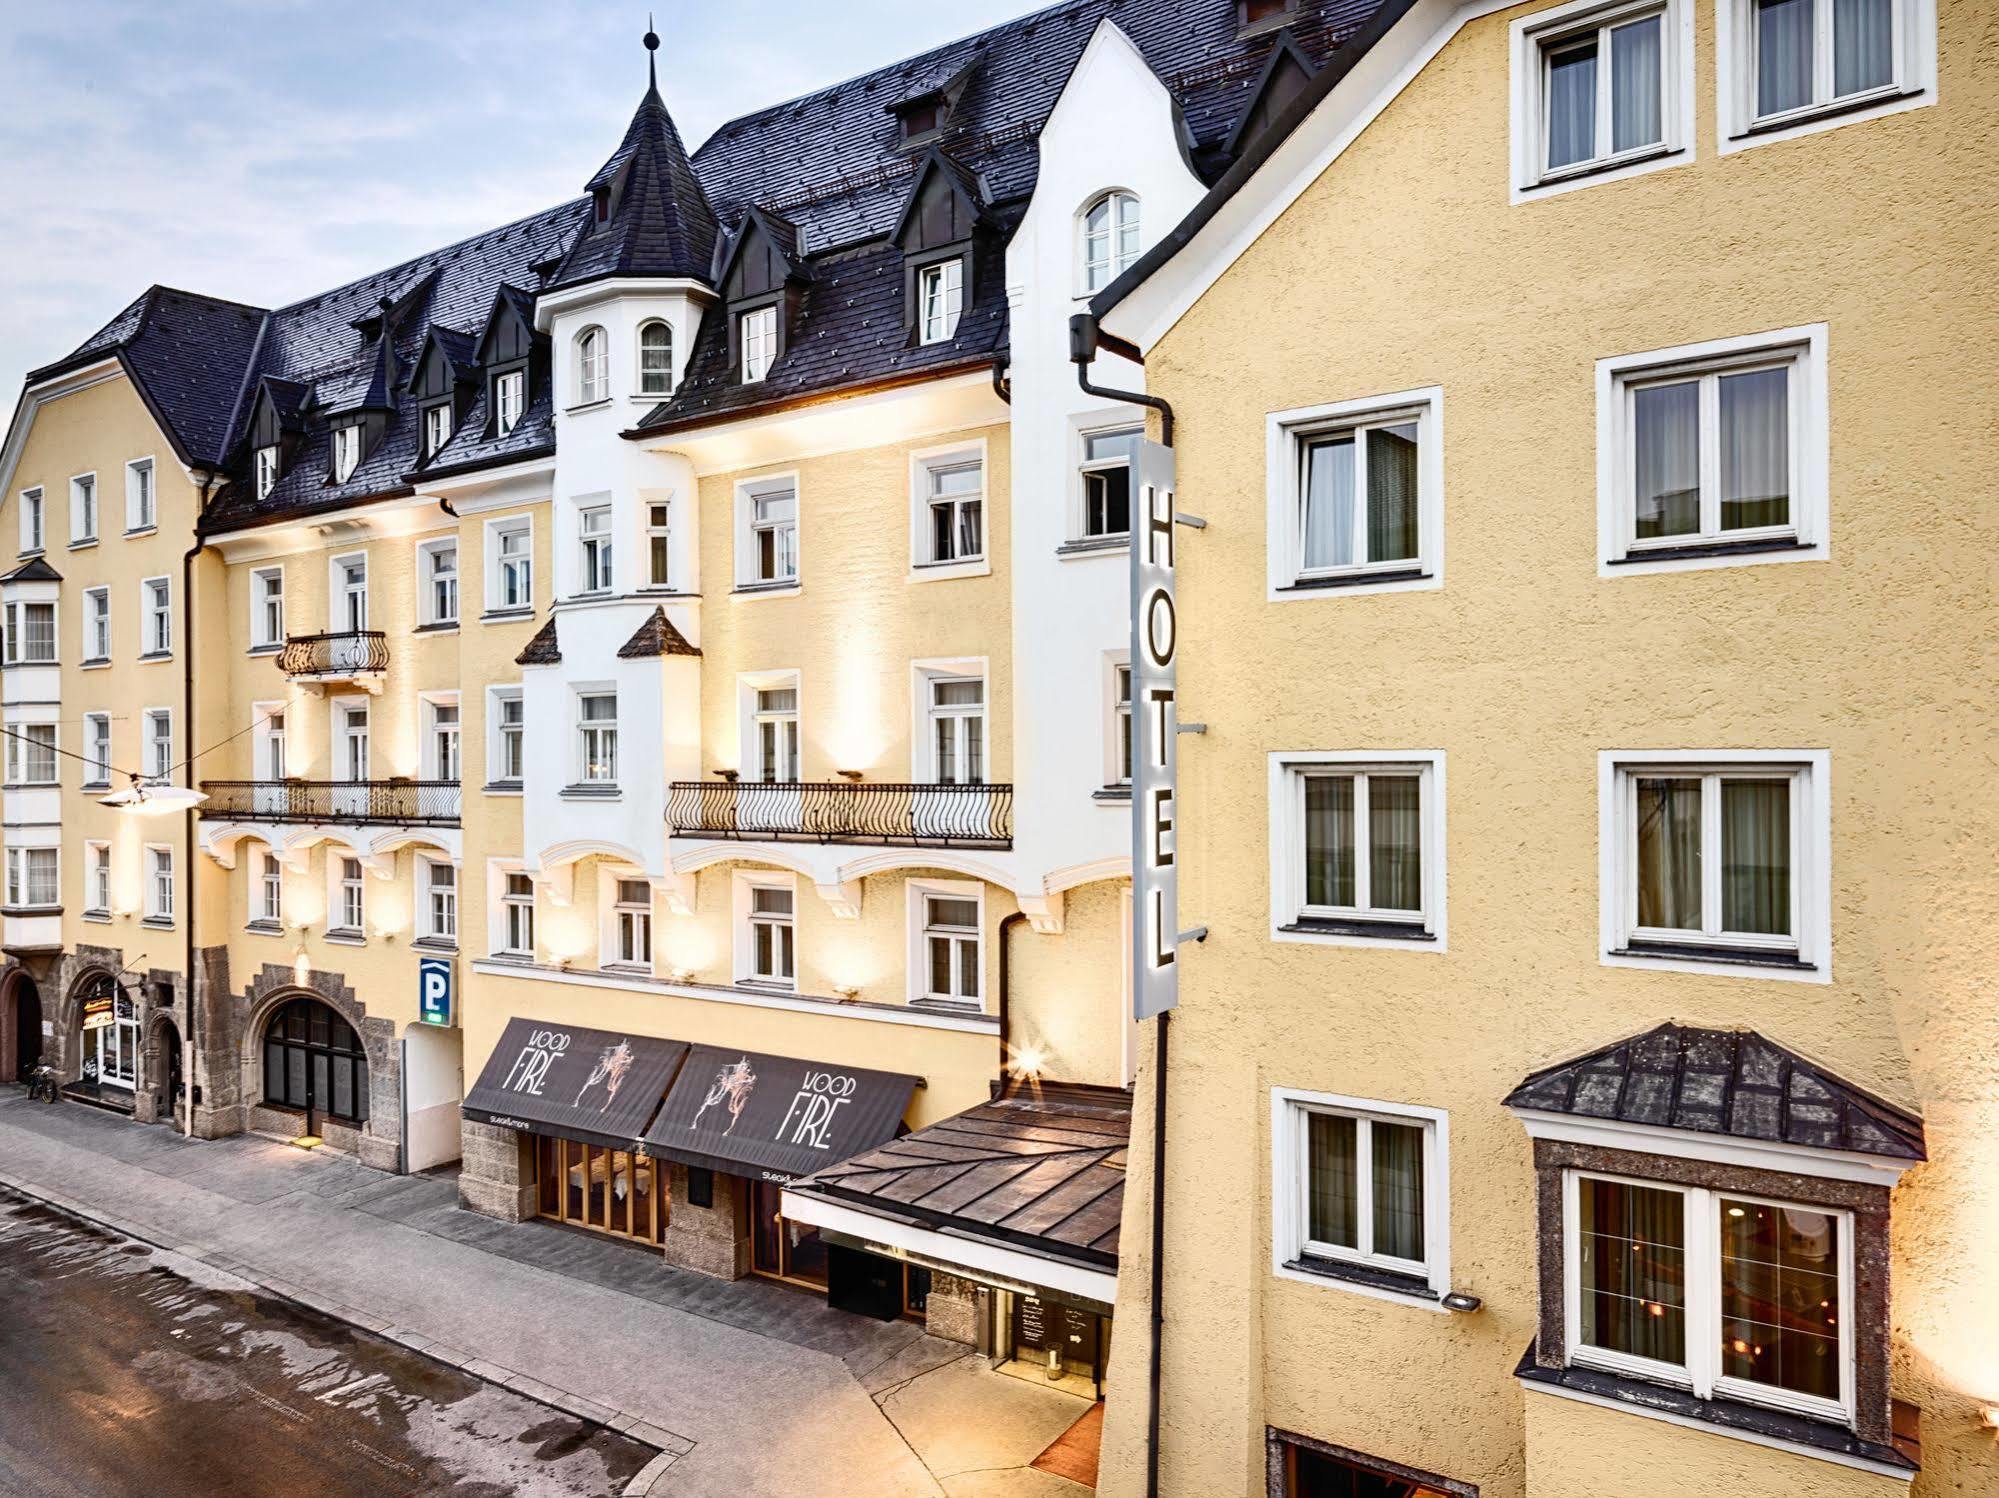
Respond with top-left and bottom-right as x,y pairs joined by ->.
993,1290 -> 1111,1399
750,1178 -> 829,1289
531,1137 -> 666,1245
77,975 -> 139,1099
261,997 -> 368,1136
155,1017 -> 183,1128
0,971 -> 40,1083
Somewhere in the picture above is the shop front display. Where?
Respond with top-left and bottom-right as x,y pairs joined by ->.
73,976 -> 139,1106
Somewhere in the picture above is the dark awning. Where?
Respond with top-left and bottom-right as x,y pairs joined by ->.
463,1018 -> 688,1153
641,1044 -> 919,1184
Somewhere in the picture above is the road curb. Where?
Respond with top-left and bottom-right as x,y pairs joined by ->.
0,1168 -> 695,1471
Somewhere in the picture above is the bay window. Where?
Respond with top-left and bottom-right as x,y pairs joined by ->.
646,502 -> 671,587
9,723 -> 56,785
638,320 -> 674,395
4,601 -> 54,663
6,847 -> 59,909
576,691 -> 618,783
578,505 -> 613,593
576,326 -> 609,404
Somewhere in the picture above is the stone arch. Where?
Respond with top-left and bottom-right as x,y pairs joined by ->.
234,964 -> 400,1169
0,967 -> 42,1083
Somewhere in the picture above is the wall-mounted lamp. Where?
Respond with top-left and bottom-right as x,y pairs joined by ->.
1441,1292 -> 1483,1315
832,984 -> 861,1001
1981,1405 -> 1999,1430
666,967 -> 695,984
1010,1045 -> 1046,1080
836,769 -> 864,783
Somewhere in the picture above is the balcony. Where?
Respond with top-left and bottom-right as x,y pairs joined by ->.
668,780 -> 1012,849
199,779 -> 461,827
278,630 -> 388,692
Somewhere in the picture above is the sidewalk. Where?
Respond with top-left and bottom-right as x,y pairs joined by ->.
0,1094 -> 1096,1497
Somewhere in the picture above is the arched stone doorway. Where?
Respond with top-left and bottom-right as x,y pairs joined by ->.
149,1014 -> 183,1130
0,969 -> 41,1083
69,970 -> 139,1106
258,996 -> 369,1140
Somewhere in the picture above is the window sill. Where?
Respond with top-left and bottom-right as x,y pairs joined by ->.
81,910 -> 112,924
244,920 -> 284,937
1093,786 -> 1132,803
1608,941 -> 1813,972
1608,537 -> 1815,567
2,783 -> 61,792
1279,567 -> 1431,593
480,606 -> 536,624
736,978 -> 797,995
411,620 -> 460,635
16,549 -> 44,560
1514,1347 -> 1916,1478
81,780 -> 110,792
124,527 -> 158,540
323,930 -> 366,947
560,785 -> 622,800
732,580 -> 800,599
1056,535 -> 1128,559
1279,1254 -> 1441,1305
140,916 -> 175,931
564,398 -> 613,415
80,658 -> 110,669
1281,916 -> 1436,942
908,558 -> 990,584
909,997 -> 984,1015
489,951 -> 535,966
411,937 -> 459,955
1734,85 -> 1924,142
1523,142 -> 1681,194
246,643 -> 283,656
67,538 -> 98,551
0,906 -> 62,918
482,780 -> 524,797
136,652 -> 173,664
602,962 -> 653,977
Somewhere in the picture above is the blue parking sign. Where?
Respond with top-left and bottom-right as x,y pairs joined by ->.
418,956 -> 454,1027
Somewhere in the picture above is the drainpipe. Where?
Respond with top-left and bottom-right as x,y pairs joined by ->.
180,471 -> 217,1139
1069,311 -> 1175,1498
996,910 -> 1026,1088
990,354 -> 1012,406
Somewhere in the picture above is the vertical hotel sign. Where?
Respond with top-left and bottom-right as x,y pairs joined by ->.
1132,438 -> 1178,1021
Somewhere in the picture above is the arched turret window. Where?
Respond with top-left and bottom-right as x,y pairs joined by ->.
576,325 -> 609,405
638,321 -> 674,396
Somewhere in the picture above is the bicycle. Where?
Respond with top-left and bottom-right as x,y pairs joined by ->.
25,1063 -> 59,1104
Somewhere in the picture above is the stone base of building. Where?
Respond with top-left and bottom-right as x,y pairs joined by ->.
661,1165 -> 751,1279
458,1120 -> 536,1222
924,1271 -> 983,1345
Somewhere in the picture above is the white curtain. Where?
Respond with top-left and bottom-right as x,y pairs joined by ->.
1835,0 -> 1894,97
1719,367 -> 1789,531
1757,0 -> 1815,115
1547,39 -> 1598,168
1721,779 -> 1791,936
1301,437 -> 1356,570
1610,16 -> 1663,153
1633,382 -> 1699,539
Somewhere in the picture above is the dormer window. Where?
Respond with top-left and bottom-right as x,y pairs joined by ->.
740,307 -> 778,383
899,98 -> 942,142
638,321 -> 674,396
577,326 -> 609,404
593,186 -> 611,225
918,259 -> 964,345
422,402 -> 453,459
1241,0 -> 1297,28
1082,191 -> 1142,294
330,424 -> 361,483
494,370 -> 526,436
255,445 -> 280,500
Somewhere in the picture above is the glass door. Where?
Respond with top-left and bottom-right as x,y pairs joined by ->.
750,1178 -> 828,1289
85,993 -> 139,1091
532,1137 -> 666,1246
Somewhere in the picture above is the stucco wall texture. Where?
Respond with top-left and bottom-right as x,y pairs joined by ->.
1100,1 -> 1997,1495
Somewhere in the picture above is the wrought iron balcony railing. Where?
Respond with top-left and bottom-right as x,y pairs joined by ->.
278,630 -> 389,679
667,780 -> 1012,848
200,779 -> 461,827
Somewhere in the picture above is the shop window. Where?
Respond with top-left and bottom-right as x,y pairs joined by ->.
261,997 -> 368,1125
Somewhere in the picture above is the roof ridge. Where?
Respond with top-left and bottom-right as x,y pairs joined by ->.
144,284 -> 273,316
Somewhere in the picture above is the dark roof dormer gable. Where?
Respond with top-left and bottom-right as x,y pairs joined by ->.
884,48 -> 982,145
243,377 -> 309,500
1222,31 -> 1321,159
719,209 -> 808,384
888,150 -> 988,252
348,268 -> 440,342
475,285 -> 540,367
410,327 -> 479,396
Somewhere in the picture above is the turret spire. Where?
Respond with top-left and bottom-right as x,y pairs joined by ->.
645,15 -> 660,97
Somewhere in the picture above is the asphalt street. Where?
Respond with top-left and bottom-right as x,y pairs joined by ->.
0,1189 -> 655,1497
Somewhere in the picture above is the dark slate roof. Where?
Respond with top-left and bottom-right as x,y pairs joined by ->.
616,607 -> 700,658
416,368 -> 557,481
1,555 -> 63,583
1504,1023 -> 1926,1162
548,82 -> 718,290
514,617 -> 561,666
788,1084 -> 1131,1269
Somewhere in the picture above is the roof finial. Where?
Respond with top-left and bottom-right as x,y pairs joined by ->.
644,14 -> 660,94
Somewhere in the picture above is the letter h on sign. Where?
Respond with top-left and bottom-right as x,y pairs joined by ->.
1130,438 -> 1178,1022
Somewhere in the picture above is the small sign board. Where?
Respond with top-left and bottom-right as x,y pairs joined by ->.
417,956 -> 454,1027
1130,437 -> 1179,1021
80,994 -> 115,1032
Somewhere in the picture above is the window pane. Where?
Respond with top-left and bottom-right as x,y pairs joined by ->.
1721,779 -> 1791,936
1301,436 -> 1355,570
1367,775 -> 1423,913
1304,776 -> 1355,909
929,897 -> 978,928
1609,16 -> 1663,152
1578,1178 -> 1687,1365
1833,0 -> 1893,96
929,935 -> 951,995
1757,0 -> 1815,116
1364,423 -> 1419,563
1546,37 -> 1598,169
1633,382 -> 1700,539
1306,1113 -> 1358,1249
1719,1200 -> 1842,1401
1371,1120 -> 1426,1262
958,940 -> 980,998
1636,777 -> 1702,930
1719,367 -> 1790,531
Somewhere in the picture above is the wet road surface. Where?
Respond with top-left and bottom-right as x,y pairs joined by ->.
0,1189 -> 656,1497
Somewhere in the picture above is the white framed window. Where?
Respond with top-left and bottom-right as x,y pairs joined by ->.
18,487 -> 43,553
1109,657 -> 1134,788
146,844 -> 174,921
740,877 -> 796,987
645,501 -> 672,588
4,601 -> 56,664
1078,423 -> 1141,541
422,402 -> 453,459
1270,751 -> 1447,950
424,697 -> 461,782
1267,388 -> 1444,599
1597,325 -> 1828,574
333,856 -> 365,934
69,473 -> 97,544
1563,1170 -> 1854,1424
738,477 -> 799,587
1717,0 -> 1935,152
917,258 -> 964,345
578,505 -> 613,594
254,848 -> 284,925
613,877 -> 653,969
576,690 -> 618,784
1273,1088 -> 1451,1303
126,458 -> 156,531
251,567 -> 285,648
6,847 -> 59,909
1600,750 -> 1829,980
909,880 -> 982,1007
85,841 -> 111,916
329,552 -> 366,634
1080,190 -> 1141,293
141,576 -> 172,656
331,423 -> 362,482
926,675 -> 986,786
576,325 -> 609,404
1510,0 -> 1693,198
335,699 -> 370,782
254,445 -> 279,500
494,369 -> 526,436
912,447 -> 985,570
638,320 -> 674,396
83,712 -> 111,787
739,306 -> 778,383
8,722 -> 56,785
422,859 -> 457,943
748,681 -> 800,781
500,871 -> 536,956
419,539 -> 459,625
143,708 -> 174,783
82,587 -> 111,663
489,687 -> 525,784
489,516 -> 534,611
259,707 -> 287,781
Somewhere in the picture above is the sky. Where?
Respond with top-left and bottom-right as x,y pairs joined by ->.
0,0 -> 1038,401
